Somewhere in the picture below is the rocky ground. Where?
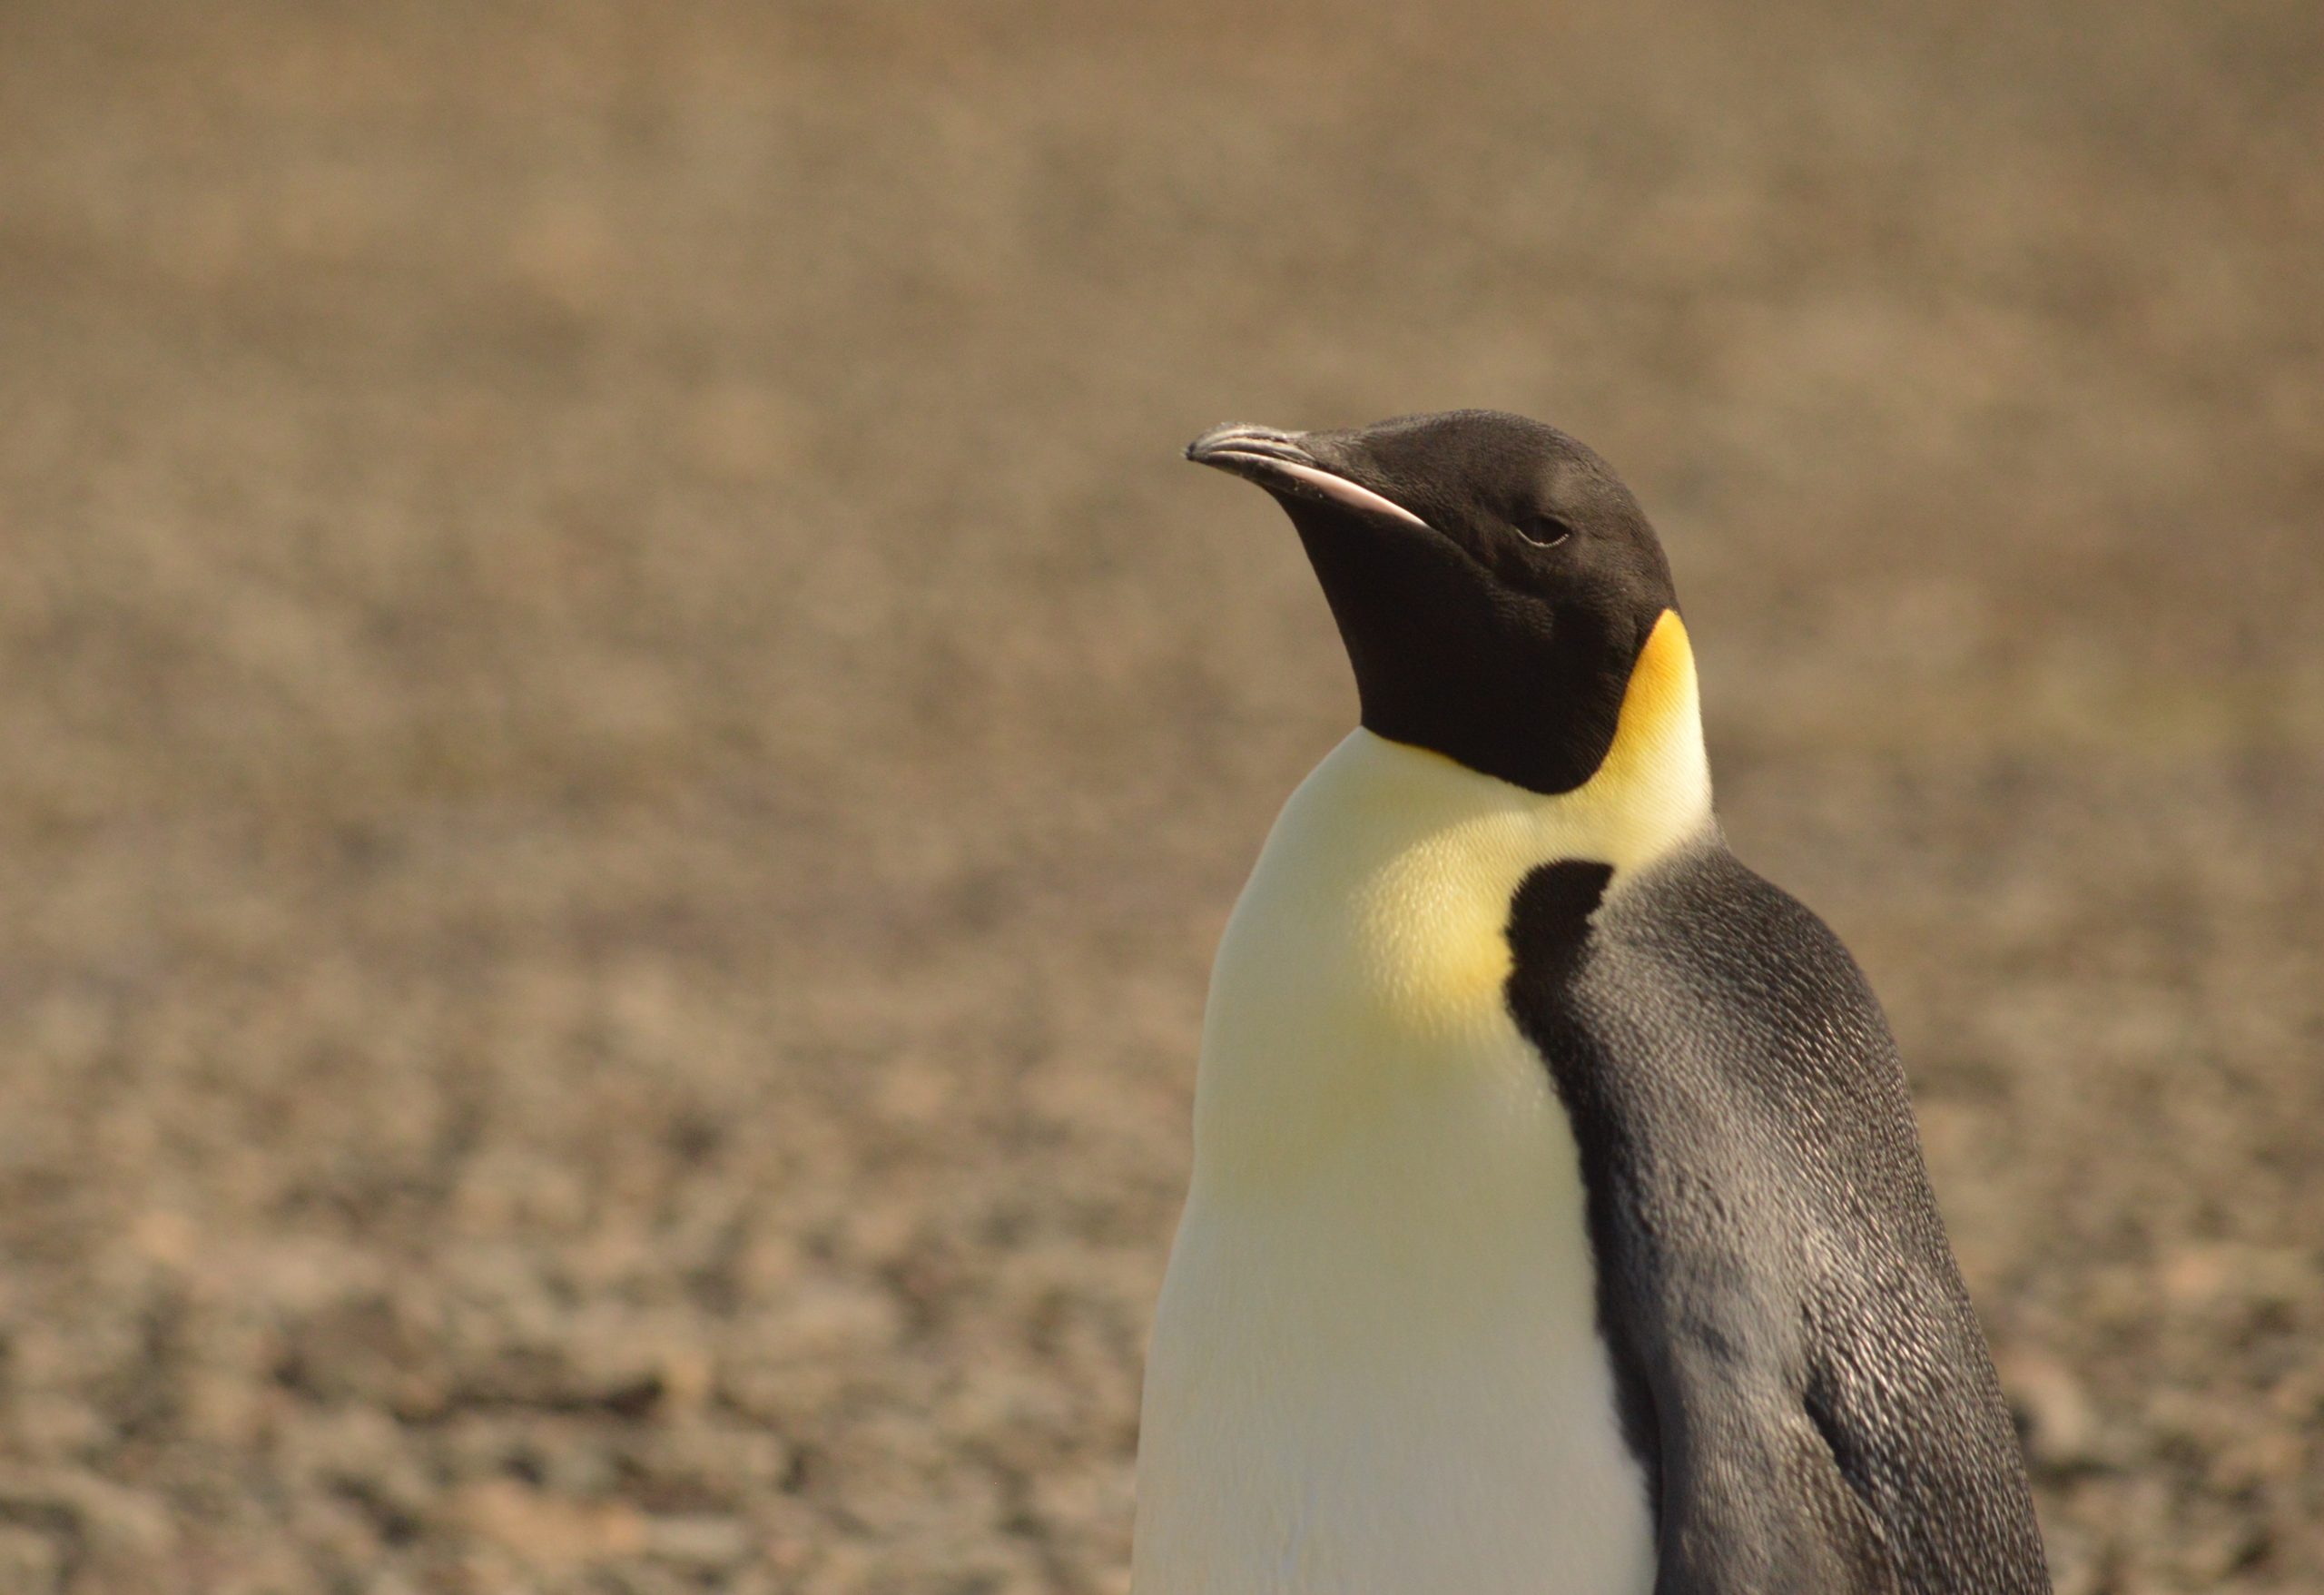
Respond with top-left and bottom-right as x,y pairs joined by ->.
0,2 -> 2319,1591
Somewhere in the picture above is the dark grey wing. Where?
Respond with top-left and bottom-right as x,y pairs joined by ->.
1504,844 -> 2048,1595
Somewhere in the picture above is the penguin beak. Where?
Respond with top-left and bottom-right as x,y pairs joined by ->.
1186,424 -> 1433,531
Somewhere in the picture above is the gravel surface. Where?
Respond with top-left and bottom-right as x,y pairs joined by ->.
2,3 -> 2319,1591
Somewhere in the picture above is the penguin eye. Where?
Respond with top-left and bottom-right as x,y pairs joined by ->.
1518,514 -> 1572,548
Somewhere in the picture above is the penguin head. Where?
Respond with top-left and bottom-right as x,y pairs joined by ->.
1187,409 -> 1680,795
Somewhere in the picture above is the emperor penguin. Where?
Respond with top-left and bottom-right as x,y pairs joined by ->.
1132,410 -> 2049,1595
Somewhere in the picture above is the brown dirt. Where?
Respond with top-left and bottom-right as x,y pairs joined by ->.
1,2 -> 2319,1591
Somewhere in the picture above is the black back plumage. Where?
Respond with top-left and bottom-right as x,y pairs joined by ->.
1506,842 -> 2050,1595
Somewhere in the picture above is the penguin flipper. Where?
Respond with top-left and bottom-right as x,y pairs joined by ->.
1506,844 -> 2049,1593
1648,1397 -> 1901,1594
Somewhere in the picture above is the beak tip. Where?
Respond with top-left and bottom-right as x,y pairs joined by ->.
1185,423 -> 1307,470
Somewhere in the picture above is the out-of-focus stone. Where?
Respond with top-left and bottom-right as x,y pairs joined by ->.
2002,1351 -> 2105,1473
645,1511 -> 752,1570
453,1479 -> 646,1570
0,1468 -> 175,1587
0,1526 -> 66,1595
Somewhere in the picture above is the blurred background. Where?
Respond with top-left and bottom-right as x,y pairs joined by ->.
1,1 -> 2319,1591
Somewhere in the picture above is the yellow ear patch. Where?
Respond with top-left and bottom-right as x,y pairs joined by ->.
1595,610 -> 1695,788
1556,609 -> 1711,873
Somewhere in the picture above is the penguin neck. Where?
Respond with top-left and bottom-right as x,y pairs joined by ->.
1372,606 -> 1714,875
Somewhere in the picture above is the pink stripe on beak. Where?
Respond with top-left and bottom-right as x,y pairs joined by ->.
1262,458 -> 1433,529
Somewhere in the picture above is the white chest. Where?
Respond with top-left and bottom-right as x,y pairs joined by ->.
1131,732 -> 1668,1595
